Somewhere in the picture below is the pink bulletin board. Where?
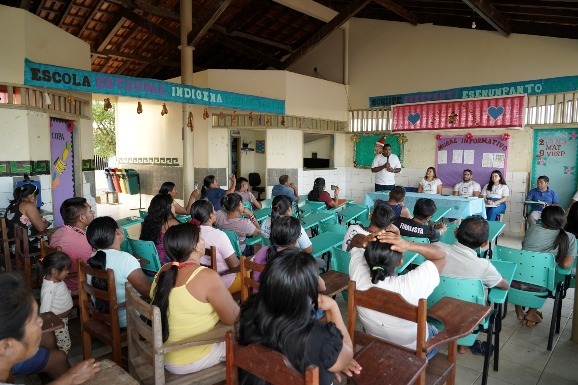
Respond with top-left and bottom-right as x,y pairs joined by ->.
435,135 -> 509,189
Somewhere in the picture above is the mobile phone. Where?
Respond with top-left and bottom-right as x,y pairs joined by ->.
331,185 -> 337,190
194,181 -> 198,189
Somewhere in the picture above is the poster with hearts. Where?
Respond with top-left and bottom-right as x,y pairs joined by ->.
391,95 -> 525,132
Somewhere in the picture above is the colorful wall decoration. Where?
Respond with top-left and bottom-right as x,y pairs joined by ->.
50,118 -> 75,227
531,129 -> 578,207
24,59 -> 285,114
435,135 -> 509,189
370,73 -> 578,107
392,96 -> 525,132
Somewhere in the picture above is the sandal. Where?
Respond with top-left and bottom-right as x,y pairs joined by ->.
470,340 -> 495,356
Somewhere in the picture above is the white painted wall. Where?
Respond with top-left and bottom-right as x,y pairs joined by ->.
347,19 -> 578,110
237,130 -> 267,180
304,135 -> 332,159
287,29 -> 344,84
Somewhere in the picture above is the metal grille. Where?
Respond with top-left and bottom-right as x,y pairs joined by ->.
349,92 -> 578,133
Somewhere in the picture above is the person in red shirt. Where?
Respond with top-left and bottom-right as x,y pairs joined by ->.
307,178 -> 340,209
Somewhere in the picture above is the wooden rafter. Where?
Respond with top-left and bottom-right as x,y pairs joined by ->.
187,0 -> 232,47
226,0 -> 269,33
78,0 -> 104,37
92,48 -> 181,68
462,0 -> 512,36
212,25 -> 293,52
93,13 -> 126,53
216,34 -> 284,69
373,0 -> 418,25
121,8 -> 180,44
282,0 -> 371,69
56,1 -> 77,27
107,0 -> 181,20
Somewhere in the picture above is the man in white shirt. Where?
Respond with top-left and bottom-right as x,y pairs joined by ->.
437,216 -> 509,353
453,169 -> 481,197
371,137 -> 401,192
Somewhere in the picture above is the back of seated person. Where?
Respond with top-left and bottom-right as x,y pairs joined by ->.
343,204 -> 397,251
307,177 -> 340,209
394,198 -> 446,243
235,177 -> 262,210
374,186 -> 412,218
214,193 -> 260,257
140,194 -> 180,265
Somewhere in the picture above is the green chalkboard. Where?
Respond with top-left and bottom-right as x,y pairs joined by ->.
353,134 -> 404,168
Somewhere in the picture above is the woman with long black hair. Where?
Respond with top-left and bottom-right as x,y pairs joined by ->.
307,177 -> 340,209
158,181 -> 199,215
140,194 -> 180,265
519,206 -> 576,325
236,248 -> 359,385
4,184 -> 50,238
200,175 -> 236,210
151,223 -> 239,374
481,170 -> 509,221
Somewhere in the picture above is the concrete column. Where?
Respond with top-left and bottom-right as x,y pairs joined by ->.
572,286 -> 578,344
180,0 -> 195,197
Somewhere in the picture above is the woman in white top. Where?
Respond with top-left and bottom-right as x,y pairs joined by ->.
417,167 -> 443,195
190,200 -> 241,295
481,170 -> 510,221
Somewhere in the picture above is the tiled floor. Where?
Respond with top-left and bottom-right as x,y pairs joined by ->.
16,201 -> 578,385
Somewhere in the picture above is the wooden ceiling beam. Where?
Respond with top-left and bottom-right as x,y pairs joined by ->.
462,0 -> 512,36
281,0 -> 371,69
56,1 -> 77,27
121,8 -> 180,44
226,0 -> 269,33
93,13 -> 127,52
212,25 -> 293,52
216,34 -> 284,69
78,0 -> 104,36
91,48 -> 181,68
373,0 -> 419,25
187,0 -> 232,47
107,0 -> 182,20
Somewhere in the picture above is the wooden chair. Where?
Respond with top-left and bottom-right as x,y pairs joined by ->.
40,239 -> 60,260
347,281 -> 491,385
225,331 -> 318,385
14,225 -> 42,289
126,282 -> 229,385
201,246 -> 218,270
78,260 -> 127,368
240,255 -> 264,303
1,217 -> 13,271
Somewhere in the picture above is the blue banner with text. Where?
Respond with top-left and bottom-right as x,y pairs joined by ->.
24,59 -> 285,114
369,75 -> 578,108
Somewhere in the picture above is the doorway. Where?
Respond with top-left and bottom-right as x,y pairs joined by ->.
229,129 -> 266,186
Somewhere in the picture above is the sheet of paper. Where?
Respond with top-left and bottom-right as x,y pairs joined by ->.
437,150 -> 447,164
452,150 -> 463,164
493,153 -> 505,168
482,153 -> 494,167
463,150 -> 475,164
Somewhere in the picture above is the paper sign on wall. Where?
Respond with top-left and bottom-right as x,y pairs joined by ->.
438,150 -> 447,164
464,150 -> 475,164
452,150 -> 463,164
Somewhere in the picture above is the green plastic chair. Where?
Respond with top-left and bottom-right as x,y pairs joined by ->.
221,228 -> 243,257
260,198 -> 273,208
129,239 -> 162,279
245,235 -> 263,247
175,214 -> 190,223
139,210 -> 148,219
330,247 -> 350,301
120,227 -> 133,254
319,222 -> 347,235
243,201 -> 252,211
493,245 -> 561,351
401,236 -> 429,265
427,276 -> 496,385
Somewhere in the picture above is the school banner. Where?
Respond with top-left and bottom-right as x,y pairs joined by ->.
370,73 -> 578,107
436,135 -> 508,189
391,95 -> 525,132
24,59 -> 285,114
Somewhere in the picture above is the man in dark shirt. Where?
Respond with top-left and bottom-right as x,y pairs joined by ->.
394,198 -> 447,243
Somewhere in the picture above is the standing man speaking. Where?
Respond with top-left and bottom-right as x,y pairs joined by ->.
371,136 -> 401,192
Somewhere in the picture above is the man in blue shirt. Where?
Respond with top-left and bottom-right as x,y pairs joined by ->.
526,175 -> 559,227
271,175 -> 298,202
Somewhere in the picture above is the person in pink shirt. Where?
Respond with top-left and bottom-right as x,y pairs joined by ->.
49,197 -> 94,293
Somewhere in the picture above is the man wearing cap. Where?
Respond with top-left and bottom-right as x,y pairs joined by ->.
371,138 -> 401,191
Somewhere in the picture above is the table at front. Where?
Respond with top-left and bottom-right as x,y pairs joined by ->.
363,192 -> 486,219
488,259 -> 517,372
83,359 -> 139,385
431,206 -> 451,223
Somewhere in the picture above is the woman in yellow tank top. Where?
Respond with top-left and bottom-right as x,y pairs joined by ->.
151,223 -> 239,374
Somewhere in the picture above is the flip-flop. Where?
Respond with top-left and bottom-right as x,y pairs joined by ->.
535,311 -> 543,319
470,340 -> 495,356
